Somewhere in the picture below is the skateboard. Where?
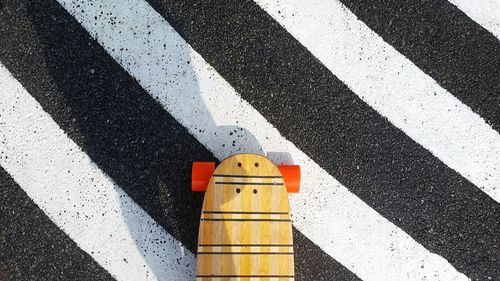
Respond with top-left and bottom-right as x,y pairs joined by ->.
192,153 -> 300,280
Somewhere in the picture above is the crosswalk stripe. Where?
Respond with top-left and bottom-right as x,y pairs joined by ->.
139,0 -> 499,279
0,167 -> 115,281
334,0 -> 500,132
0,63 -> 195,281
54,0 -> 470,279
0,0 -> 358,279
448,0 -> 500,39
254,0 -> 500,203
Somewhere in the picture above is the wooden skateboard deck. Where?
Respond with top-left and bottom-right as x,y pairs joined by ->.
195,154 -> 295,280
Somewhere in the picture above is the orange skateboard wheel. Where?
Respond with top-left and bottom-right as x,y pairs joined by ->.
278,164 -> 301,193
192,162 -> 215,192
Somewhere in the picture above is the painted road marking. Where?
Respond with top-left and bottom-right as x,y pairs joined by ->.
449,0 -> 500,39
0,63 -> 195,281
54,0 -> 469,279
254,0 -> 500,203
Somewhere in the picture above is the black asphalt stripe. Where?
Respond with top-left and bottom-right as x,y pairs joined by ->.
0,0 -> 210,257
0,166 -> 115,281
0,1 -> 360,280
292,228 -> 360,281
145,0 -> 500,279
338,0 -> 500,131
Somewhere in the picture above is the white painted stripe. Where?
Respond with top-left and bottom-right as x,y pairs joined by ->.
56,0 -> 469,279
254,0 -> 500,203
449,0 -> 500,39
0,64 -> 194,281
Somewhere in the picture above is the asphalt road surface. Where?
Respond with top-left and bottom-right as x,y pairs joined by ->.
0,0 -> 499,280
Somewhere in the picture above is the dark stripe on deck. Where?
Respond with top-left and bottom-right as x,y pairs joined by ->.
203,211 -> 288,215
201,218 -> 291,222
197,252 -> 294,255
214,174 -> 283,179
215,182 -> 284,186
198,244 -> 293,247
197,275 -> 294,278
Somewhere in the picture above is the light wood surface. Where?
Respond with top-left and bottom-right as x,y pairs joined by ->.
196,154 -> 294,280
